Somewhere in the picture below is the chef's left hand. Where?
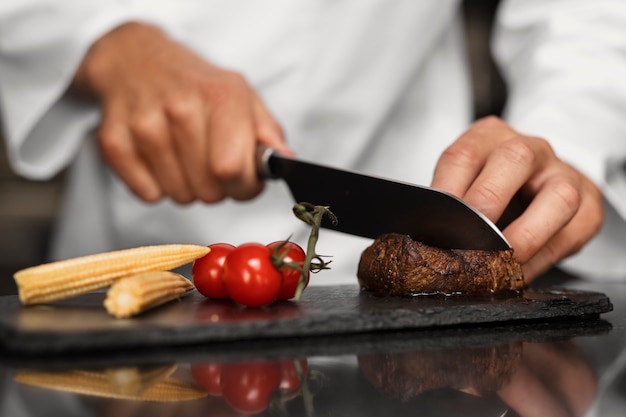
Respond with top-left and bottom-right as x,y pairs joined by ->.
430,116 -> 603,282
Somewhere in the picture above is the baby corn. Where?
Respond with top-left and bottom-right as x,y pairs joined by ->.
14,369 -> 207,402
104,271 -> 195,318
105,365 -> 178,395
14,244 -> 209,305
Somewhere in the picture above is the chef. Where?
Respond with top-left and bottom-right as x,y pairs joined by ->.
1,0 -> 625,285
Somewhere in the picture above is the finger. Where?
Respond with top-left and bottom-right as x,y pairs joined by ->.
130,107 -> 195,204
250,89 -> 292,155
498,342 -> 587,417
498,362 -> 571,417
431,116 -> 518,198
523,342 -> 598,417
98,109 -> 162,202
502,174 -> 582,272
461,136 -> 541,223
521,179 -> 603,281
205,73 -> 263,200
165,93 -> 223,203
430,129 -> 488,197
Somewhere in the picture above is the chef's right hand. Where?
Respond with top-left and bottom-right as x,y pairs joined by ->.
71,22 -> 291,204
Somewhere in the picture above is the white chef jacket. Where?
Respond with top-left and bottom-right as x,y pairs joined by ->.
1,0 -> 626,284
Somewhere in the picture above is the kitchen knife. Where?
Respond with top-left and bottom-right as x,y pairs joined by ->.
257,146 -> 511,251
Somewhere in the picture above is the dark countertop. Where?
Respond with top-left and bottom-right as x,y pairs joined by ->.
1,270 -> 625,417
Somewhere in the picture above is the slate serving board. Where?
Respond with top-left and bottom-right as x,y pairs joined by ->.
0,285 -> 612,354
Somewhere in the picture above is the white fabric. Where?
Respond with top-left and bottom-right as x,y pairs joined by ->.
1,0 -> 625,284
493,0 -> 626,279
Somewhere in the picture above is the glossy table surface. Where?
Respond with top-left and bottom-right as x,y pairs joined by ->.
1,271 -> 625,417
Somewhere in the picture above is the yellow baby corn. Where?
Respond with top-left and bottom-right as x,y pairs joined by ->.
104,271 -> 195,318
14,369 -> 208,402
105,365 -> 178,395
14,244 -> 209,305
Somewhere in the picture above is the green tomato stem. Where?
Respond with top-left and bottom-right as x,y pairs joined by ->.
292,203 -> 336,300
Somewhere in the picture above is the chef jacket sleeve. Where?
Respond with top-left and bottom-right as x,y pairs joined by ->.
0,0 -> 174,180
492,0 -> 626,279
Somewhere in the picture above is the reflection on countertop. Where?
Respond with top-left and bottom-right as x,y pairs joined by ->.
0,338 -> 604,417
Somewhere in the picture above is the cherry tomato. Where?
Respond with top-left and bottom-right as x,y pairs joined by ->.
267,241 -> 309,300
222,243 -> 282,307
192,243 -> 235,299
221,361 -> 281,414
191,362 -> 223,396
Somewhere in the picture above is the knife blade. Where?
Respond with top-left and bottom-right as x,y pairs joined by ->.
257,146 -> 510,251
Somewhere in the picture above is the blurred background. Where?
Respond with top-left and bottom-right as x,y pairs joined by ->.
0,0 -> 505,293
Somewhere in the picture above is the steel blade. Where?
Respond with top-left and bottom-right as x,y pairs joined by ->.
260,149 -> 510,250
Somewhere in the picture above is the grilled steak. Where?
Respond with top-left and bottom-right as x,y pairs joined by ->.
358,343 -> 522,401
357,233 -> 524,296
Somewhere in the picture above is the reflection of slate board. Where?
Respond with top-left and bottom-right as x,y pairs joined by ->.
1,318 -> 612,370
0,285 -> 613,355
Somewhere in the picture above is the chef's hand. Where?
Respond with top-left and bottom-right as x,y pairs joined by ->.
430,116 -> 603,282
71,22 -> 290,204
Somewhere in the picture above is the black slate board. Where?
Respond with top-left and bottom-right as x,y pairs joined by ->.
0,285 -> 612,354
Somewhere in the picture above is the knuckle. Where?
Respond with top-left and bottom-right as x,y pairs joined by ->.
528,135 -> 556,159
200,190 -> 226,204
541,242 -> 562,267
233,188 -> 263,201
171,192 -> 195,205
164,94 -> 195,123
139,188 -> 163,203
439,141 -> 482,169
257,119 -> 284,142
200,81 -> 230,108
98,126 -> 126,160
161,175 -> 195,205
209,155 -> 244,182
497,137 -> 537,167
200,71 -> 248,104
205,153 -> 262,201
129,113 -> 167,149
229,181 -> 264,202
189,175 -> 227,204
589,204 -> 604,235
553,179 -> 582,216
515,227 -> 543,263
565,236 -> 586,257
475,180 -> 508,209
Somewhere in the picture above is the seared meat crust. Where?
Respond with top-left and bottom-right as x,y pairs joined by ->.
357,233 -> 524,296
358,343 -> 522,401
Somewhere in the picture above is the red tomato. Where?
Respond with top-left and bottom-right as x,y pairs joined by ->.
222,243 -> 282,307
221,361 -> 281,414
190,362 -> 223,396
267,241 -> 309,300
192,243 -> 235,299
